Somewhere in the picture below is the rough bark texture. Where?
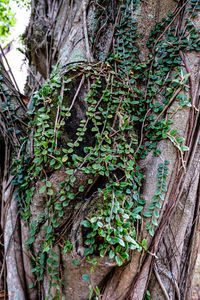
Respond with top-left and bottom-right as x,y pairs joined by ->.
0,0 -> 200,299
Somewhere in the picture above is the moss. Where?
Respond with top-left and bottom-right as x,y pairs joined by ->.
87,193 -> 108,219
69,48 -> 87,63
87,6 -> 98,37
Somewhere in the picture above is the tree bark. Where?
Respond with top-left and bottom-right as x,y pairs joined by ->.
0,0 -> 200,299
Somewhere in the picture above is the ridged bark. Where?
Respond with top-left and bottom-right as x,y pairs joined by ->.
0,0 -> 199,299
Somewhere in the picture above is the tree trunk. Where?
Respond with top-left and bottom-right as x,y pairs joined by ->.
0,0 -> 200,299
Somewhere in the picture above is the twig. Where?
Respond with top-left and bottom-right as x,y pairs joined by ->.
179,51 -> 194,108
69,74 -> 85,111
54,79 -> 65,150
154,86 -> 183,123
161,270 -> 181,300
0,44 -> 20,94
0,60 -> 27,112
135,108 -> 151,154
104,5 -> 121,58
109,191 -> 115,224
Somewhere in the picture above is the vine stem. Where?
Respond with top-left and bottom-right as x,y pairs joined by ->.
154,86 -> 182,124
154,265 -> 170,300
69,74 -> 85,111
159,268 -> 181,300
135,108 -> 151,154
54,79 -> 65,150
0,45 -> 21,96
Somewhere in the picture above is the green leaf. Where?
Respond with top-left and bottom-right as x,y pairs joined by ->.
183,73 -> 191,80
47,189 -> 54,196
154,210 -> 160,218
50,159 -> 56,167
149,227 -> 154,236
109,250 -> 115,259
142,211 -> 153,218
115,256 -> 123,266
25,236 -> 35,245
51,252 -> 58,259
97,221 -> 103,228
90,217 -> 97,223
46,181 -> 52,188
55,203 -> 62,210
60,195 -> 66,201
162,133 -> 168,138
82,274 -> 90,281
148,203 -> 155,210
67,142 -> 74,148
167,119 -> 173,125
152,218 -> 158,226
67,192 -> 75,199
62,156 -> 68,162
47,225 -> 53,234
170,129 -> 178,136
142,239 -> 147,251
79,186 -> 84,192
176,137 -> 184,143
132,206 -> 143,214
66,169 -> 74,175
145,223 -> 151,230
122,213 -> 129,219
161,186 -> 167,192
155,189 -> 161,196
181,145 -> 189,152
105,155 -> 112,161
156,201 -> 162,208
80,220 -> 91,228
63,201 -> 68,207
39,185 -> 46,194
159,193 -> 165,201
118,239 -> 125,247
72,260 -> 79,266
124,235 -> 137,245
152,195 -> 159,203
84,248 -> 92,256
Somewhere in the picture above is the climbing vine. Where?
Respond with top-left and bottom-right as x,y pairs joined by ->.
1,0 -> 200,298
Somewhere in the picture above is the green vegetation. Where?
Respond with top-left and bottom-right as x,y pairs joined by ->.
0,0 -> 30,40
0,0 -> 16,39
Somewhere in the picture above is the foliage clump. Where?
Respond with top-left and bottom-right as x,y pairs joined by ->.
0,0 -> 16,40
